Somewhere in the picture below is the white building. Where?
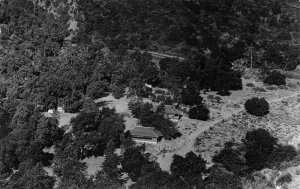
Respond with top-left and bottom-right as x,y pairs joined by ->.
130,126 -> 163,144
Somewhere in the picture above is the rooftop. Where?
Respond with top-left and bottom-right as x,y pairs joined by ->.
165,105 -> 183,115
130,126 -> 162,138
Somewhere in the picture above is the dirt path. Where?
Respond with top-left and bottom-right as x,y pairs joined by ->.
156,89 -> 300,171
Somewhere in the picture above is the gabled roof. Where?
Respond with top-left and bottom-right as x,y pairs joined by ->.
130,126 -> 162,138
165,105 -> 183,115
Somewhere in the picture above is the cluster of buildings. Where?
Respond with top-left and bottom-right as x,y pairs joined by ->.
47,107 -> 65,114
130,104 -> 184,144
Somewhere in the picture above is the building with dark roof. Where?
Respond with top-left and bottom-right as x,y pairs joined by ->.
164,105 -> 184,121
130,126 -> 163,144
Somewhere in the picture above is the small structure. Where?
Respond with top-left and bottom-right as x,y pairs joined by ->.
0,24 -> 9,39
130,126 -> 162,144
57,107 -> 65,113
296,65 -> 300,72
164,105 -> 183,120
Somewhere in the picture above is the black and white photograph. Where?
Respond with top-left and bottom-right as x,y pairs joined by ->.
0,0 -> 299,188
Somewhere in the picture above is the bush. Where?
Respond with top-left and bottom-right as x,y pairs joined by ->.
253,87 -> 267,93
264,71 -> 286,86
188,104 -> 209,121
214,96 -> 222,103
217,90 -> 231,96
212,146 -> 246,175
246,83 -> 255,87
276,173 -> 292,186
244,97 -> 269,116
278,85 -> 288,90
269,145 -> 297,169
265,86 -> 278,91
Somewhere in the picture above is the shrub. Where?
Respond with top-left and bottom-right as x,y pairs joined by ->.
279,154 -> 300,170
214,96 -> 222,104
244,97 -> 269,116
276,173 -> 292,186
217,90 -> 231,96
246,83 -> 255,87
212,146 -> 246,175
188,104 -> 209,121
287,82 -> 298,89
253,87 -> 267,93
263,71 -> 286,86
265,86 -> 278,91
269,145 -> 297,169
278,85 -> 288,90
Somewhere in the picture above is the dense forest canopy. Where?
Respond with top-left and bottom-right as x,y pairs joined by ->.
0,0 -> 298,188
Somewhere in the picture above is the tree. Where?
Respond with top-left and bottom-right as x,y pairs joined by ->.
263,71 -> 286,86
155,103 -> 165,117
102,140 -> 121,180
244,97 -> 269,116
151,116 -> 179,139
81,97 -> 99,113
139,103 -> 154,127
120,131 -> 136,153
242,129 -> 278,172
188,104 -> 209,121
121,147 -> 146,181
64,91 -> 83,113
128,98 -> 144,118
35,116 -> 63,147
131,162 -> 179,189
0,107 -> 11,139
269,144 -> 297,169
170,152 -> 206,187
212,145 -> 246,175
164,97 -> 173,105
98,115 -> 125,148
10,101 -> 35,129
205,164 -> 242,189
71,111 -> 99,133
86,81 -> 107,99
7,160 -> 55,189
55,159 -> 91,189
181,88 -> 203,106
95,171 -> 122,189
0,138 -> 19,175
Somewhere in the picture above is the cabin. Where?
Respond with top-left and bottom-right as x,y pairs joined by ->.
164,105 -> 183,121
152,104 -> 184,122
130,126 -> 163,144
